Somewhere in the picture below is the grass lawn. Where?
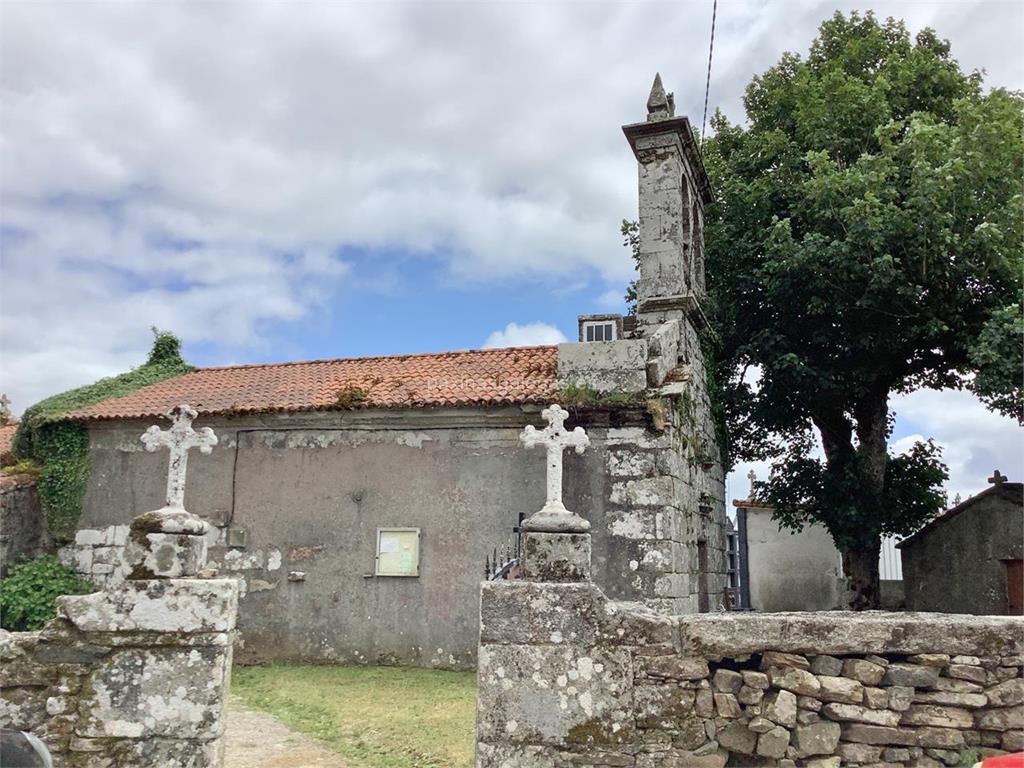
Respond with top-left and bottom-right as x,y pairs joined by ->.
231,664 -> 478,768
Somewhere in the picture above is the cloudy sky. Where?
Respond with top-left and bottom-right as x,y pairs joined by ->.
1,0 -> 1020,503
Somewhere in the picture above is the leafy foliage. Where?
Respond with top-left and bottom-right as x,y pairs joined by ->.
13,329 -> 193,542
558,381 -> 646,408
0,554 -> 95,631
700,12 -> 1022,605
621,219 -> 641,314
968,304 -> 1024,423
0,460 -> 42,477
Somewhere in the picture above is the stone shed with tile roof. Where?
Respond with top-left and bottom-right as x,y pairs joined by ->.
49,81 -> 729,668
899,479 -> 1023,615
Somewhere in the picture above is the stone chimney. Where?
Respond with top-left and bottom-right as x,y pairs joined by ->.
623,73 -> 713,326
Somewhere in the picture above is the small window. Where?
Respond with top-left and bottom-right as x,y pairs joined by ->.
583,321 -> 616,342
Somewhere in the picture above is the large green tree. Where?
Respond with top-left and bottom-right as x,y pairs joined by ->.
702,12 -> 1023,608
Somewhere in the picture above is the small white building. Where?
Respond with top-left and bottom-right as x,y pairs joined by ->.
731,497 -> 902,612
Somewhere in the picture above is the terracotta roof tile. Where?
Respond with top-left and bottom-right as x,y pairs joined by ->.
65,346 -> 559,421
0,424 -> 17,459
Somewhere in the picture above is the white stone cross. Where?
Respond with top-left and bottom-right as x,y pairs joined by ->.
521,404 -> 589,515
141,404 -> 218,510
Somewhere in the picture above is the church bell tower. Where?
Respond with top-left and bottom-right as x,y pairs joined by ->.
622,73 -> 714,327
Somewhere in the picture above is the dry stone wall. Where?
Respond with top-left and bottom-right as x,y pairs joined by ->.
476,534 -> 1024,768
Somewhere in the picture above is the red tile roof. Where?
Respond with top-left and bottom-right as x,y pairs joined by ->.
65,346 -> 559,421
0,424 -> 17,459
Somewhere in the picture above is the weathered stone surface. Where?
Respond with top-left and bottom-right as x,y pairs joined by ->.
712,669 -> 743,694
908,654 -> 950,668
480,582 -> 598,646
77,646 -> 228,738
477,644 -> 634,746
841,724 -> 918,746
1003,729 -> 1024,752
912,690 -> 988,708
761,651 -> 810,670
748,716 -> 774,733
638,655 -> 709,681
810,655 -> 843,677
763,690 -> 798,728
521,532 -> 592,583
864,687 -> 889,709
797,710 -> 821,724
883,746 -> 913,761
716,721 -> 757,754
798,695 -> 823,712
900,704 -> 973,729
946,664 -> 987,685
986,678 -> 1024,707
951,655 -> 981,665
821,703 -> 901,726
57,579 -> 239,633
837,742 -> 884,763
845,658 -> 888,686
742,670 -> 770,690
714,693 -> 741,719
818,675 -> 864,704
695,688 -> 714,718
558,339 -> 649,393
756,725 -> 790,758
124,530 -> 208,579
974,704 -> 1024,731
933,676 -> 984,694
913,727 -> 966,749
635,685 -> 695,729
888,686 -> 915,712
804,758 -> 840,768
737,685 -> 763,705
771,666 -> 821,696
883,664 -> 940,688
792,721 -> 841,757
677,612 -> 1024,658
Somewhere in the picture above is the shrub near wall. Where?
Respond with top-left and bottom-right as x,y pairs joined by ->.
476,581 -> 1024,768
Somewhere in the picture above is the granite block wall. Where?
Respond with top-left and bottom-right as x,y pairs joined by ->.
477,575 -> 1024,767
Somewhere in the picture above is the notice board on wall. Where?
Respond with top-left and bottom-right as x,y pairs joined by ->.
375,528 -> 420,577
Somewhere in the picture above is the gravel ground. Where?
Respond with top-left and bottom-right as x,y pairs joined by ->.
222,694 -> 348,768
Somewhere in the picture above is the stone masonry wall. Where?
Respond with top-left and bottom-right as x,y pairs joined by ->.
477,575 -> 1024,767
1,512 -> 239,767
1,473 -> 45,576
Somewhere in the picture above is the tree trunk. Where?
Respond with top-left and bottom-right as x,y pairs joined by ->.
814,393 -> 890,611
842,540 -> 882,611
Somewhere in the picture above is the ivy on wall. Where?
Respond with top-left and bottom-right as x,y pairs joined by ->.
13,329 -> 193,542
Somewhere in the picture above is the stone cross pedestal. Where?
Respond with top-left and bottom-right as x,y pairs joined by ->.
519,404 -> 592,582
126,404 -> 216,579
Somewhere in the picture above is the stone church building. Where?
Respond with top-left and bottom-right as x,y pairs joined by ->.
54,76 -> 728,669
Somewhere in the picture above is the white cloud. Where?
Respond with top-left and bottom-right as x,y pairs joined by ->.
726,388 -> 1022,512
596,289 -> 628,310
891,388 -> 1023,501
483,322 -> 568,349
1,0 -> 1021,414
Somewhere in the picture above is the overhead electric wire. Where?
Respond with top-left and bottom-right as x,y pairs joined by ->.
700,0 -> 718,151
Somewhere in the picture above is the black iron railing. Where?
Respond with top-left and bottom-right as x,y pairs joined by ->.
484,513 -> 525,581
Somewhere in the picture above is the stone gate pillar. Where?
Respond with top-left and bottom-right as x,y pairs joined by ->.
0,405 -> 238,767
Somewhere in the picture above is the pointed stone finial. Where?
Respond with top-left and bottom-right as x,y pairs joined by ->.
647,73 -> 675,122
